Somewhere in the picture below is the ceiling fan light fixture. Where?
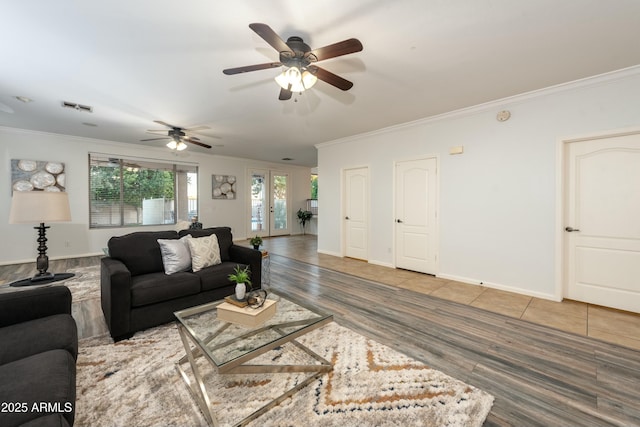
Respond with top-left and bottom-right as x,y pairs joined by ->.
301,70 -> 317,89
275,66 -> 316,92
166,139 -> 188,151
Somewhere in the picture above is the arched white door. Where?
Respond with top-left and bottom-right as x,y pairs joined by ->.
564,131 -> 640,313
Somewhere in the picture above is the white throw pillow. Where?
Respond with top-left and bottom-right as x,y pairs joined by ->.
158,235 -> 192,275
188,234 -> 222,272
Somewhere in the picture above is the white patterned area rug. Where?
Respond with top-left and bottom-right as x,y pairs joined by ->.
76,322 -> 493,427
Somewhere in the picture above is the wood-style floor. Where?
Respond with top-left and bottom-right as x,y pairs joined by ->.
265,253 -> 640,426
1,236 -> 639,426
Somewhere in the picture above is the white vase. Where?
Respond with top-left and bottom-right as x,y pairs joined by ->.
235,283 -> 246,300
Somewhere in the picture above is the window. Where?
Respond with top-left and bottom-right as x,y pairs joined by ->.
89,154 -> 198,228
307,173 -> 318,215
310,173 -> 318,199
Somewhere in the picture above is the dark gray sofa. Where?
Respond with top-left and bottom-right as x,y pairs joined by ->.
0,286 -> 77,427
101,227 -> 261,341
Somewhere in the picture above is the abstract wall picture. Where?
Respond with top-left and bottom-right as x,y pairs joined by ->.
212,174 -> 236,199
11,159 -> 66,192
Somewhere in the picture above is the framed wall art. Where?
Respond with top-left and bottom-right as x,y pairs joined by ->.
212,174 -> 236,199
11,159 -> 66,193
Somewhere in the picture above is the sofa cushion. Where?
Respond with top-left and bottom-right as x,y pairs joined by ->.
179,227 -> 232,261
0,349 -> 75,427
130,272 -> 201,307
188,234 -> 222,272
108,231 -> 179,276
158,235 -> 192,275
0,314 -> 77,365
195,261 -> 248,292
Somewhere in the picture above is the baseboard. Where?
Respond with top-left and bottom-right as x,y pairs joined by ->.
317,249 -> 342,257
368,260 -> 395,268
437,273 -> 560,302
0,252 -> 104,266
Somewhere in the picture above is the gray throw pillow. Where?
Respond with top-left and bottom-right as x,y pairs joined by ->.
157,235 -> 192,275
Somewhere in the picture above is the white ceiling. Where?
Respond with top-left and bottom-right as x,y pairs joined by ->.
2,0 -> 640,167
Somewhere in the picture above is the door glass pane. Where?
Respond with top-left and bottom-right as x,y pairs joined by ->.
251,172 -> 267,232
273,174 -> 287,230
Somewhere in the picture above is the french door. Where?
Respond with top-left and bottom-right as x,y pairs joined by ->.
248,169 -> 291,237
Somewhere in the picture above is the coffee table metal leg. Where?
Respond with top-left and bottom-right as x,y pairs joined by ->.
176,324 -> 219,426
176,325 -> 333,427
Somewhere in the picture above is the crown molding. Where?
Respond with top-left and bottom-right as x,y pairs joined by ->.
316,64 -> 640,149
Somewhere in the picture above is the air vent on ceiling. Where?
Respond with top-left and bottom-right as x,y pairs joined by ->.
61,101 -> 93,112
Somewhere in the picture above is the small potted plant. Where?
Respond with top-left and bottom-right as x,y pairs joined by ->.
249,235 -> 263,250
297,208 -> 313,235
228,265 -> 252,300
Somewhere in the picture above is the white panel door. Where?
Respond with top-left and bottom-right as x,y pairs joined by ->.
395,158 -> 438,274
565,132 -> 640,313
344,167 -> 368,260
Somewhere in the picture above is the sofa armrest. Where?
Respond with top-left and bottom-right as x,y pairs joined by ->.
0,286 -> 72,328
100,257 -> 133,339
228,245 -> 262,289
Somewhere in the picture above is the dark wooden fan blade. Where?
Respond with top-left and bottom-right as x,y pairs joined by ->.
308,38 -> 363,62
185,138 -> 212,149
185,126 -> 210,132
223,62 -> 282,75
249,23 -> 294,54
308,65 -> 354,91
279,87 -> 292,101
153,120 -> 175,128
141,137 -> 169,142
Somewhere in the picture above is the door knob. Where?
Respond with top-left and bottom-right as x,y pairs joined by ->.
565,226 -> 581,232
345,216 -> 350,220
396,219 -> 403,223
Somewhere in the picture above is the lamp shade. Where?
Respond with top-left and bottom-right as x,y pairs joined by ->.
9,191 -> 72,224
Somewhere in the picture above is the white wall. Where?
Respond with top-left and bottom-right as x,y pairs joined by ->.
317,68 -> 640,300
0,128 -> 312,264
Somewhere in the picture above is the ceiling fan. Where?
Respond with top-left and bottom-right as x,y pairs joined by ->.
141,120 -> 213,150
223,23 -> 363,100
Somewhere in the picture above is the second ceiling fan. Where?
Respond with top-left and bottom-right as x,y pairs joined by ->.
141,121 -> 213,150
223,23 -> 363,100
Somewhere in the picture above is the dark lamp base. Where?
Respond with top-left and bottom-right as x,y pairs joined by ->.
9,273 -> 75,287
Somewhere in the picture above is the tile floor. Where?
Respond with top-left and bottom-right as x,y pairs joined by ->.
259,234 -> 640,351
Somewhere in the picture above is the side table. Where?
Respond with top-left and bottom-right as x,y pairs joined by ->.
261,250 -> 270,288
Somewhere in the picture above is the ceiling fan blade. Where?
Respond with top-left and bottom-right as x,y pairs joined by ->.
308,38 -> 363,62
153,120 -> 176,129
223,62 -> 282,75
185,125 -> 210,132
183,135 -> 201,142
141,137 -> 170,142
249,23 -> 294,55
308,65 -> 354,91
185,138 -> 212,149
278,87 -> 293,101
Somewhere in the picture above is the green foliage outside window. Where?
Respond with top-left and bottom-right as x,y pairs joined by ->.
89,155 -> 184,228
311,174 -> 318,199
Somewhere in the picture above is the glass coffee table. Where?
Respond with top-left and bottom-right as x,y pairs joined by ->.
174,293 -> 333,427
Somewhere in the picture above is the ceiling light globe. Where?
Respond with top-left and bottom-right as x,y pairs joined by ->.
301,70 -> 317,89
166,140 -> 177,150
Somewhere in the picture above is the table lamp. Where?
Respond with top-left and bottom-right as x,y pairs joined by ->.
8,191 -> 75,286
